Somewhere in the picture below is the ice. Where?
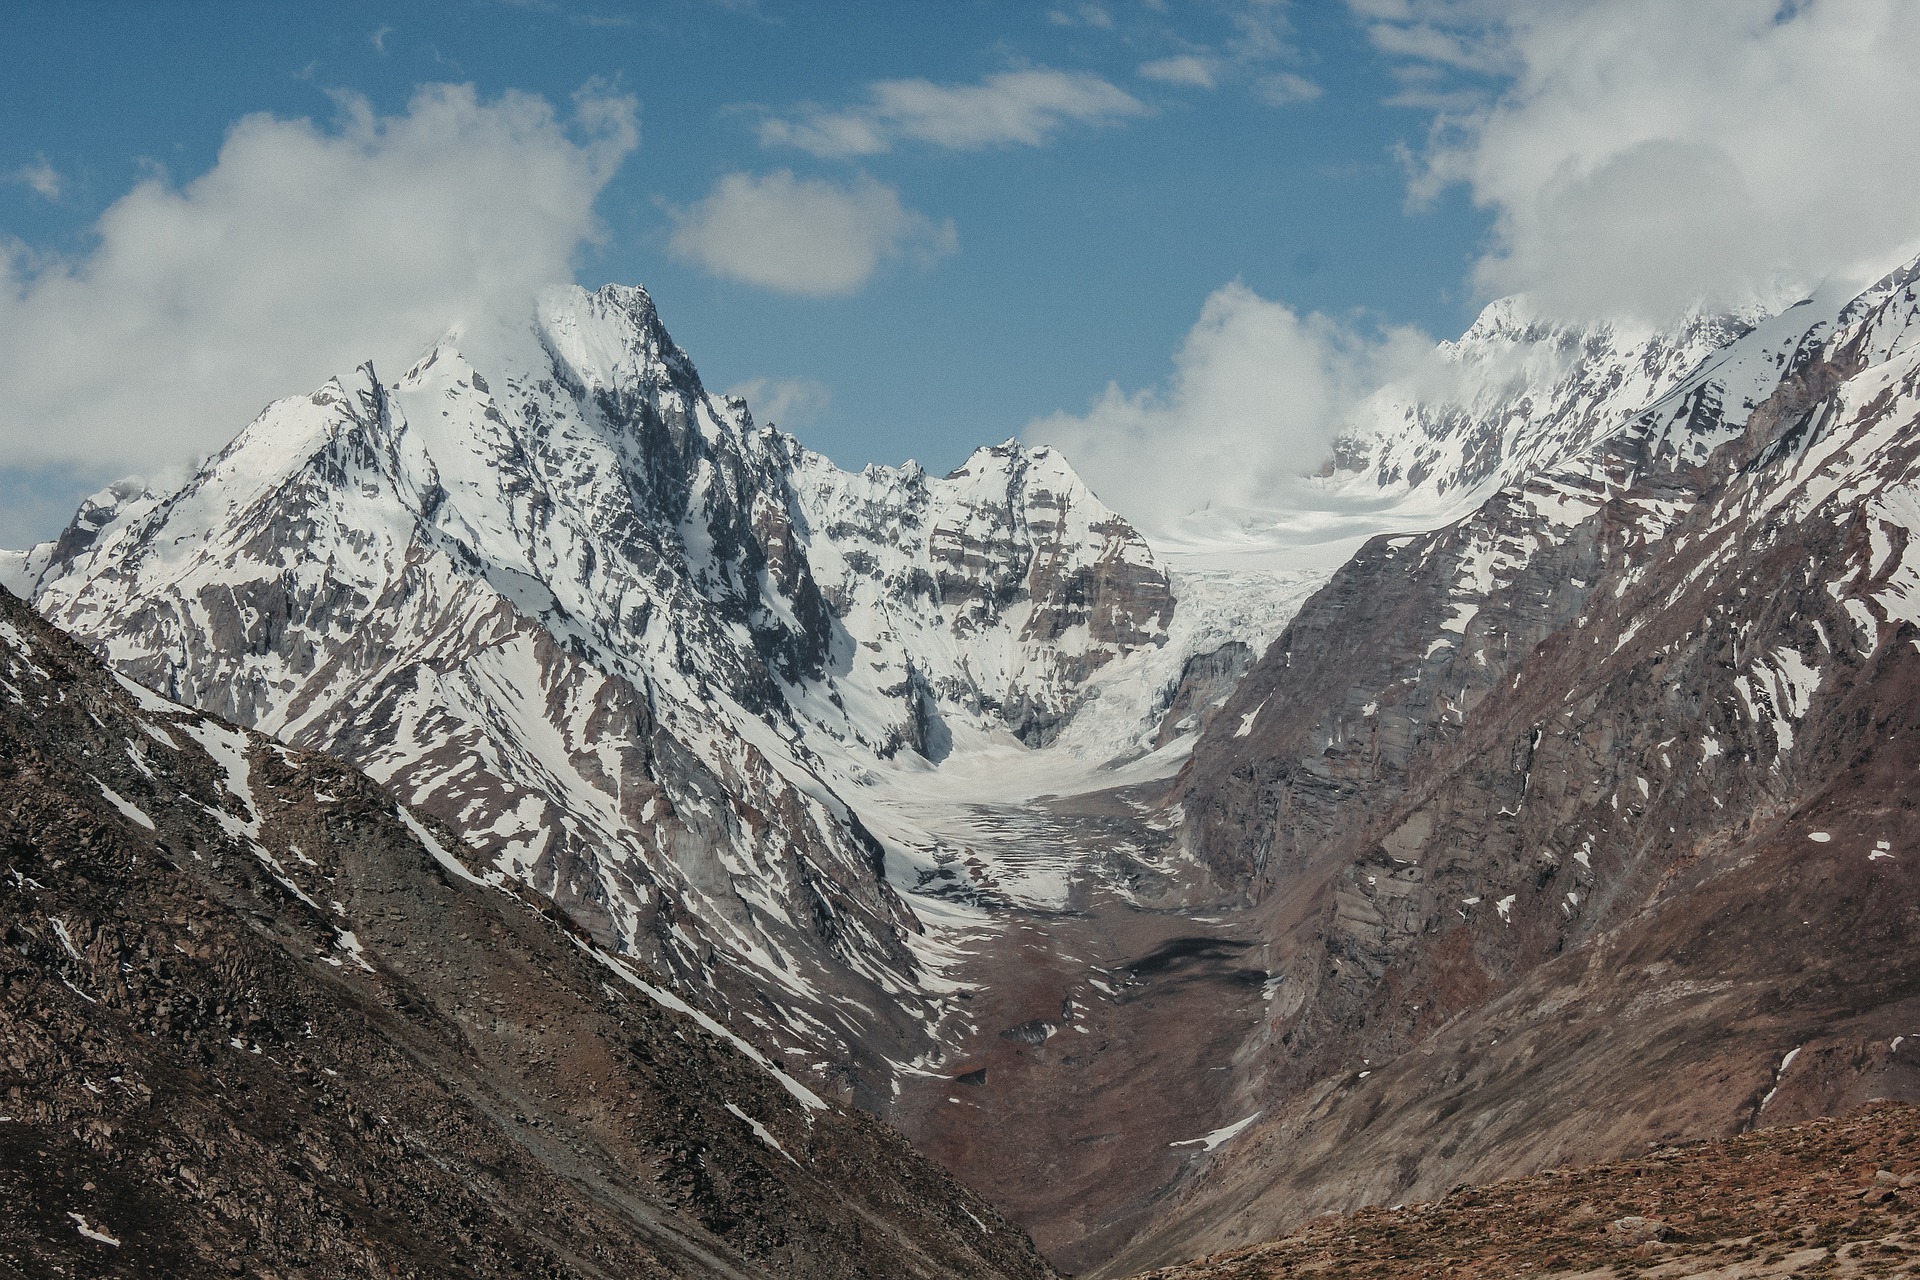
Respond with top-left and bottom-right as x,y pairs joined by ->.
397,804 -> 504,889
332,930 -> 375,972
48,916 -> 84,962
175,719 -> 258,833
581,939 -> 829,1113
1758,1045 -> 1804,1114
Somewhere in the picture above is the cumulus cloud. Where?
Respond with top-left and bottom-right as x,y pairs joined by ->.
1026,283 -> 1430,535
0,83 -> 637,479
1371,0 -> 1920,321
724,375 -> 833,430
668,170 -> 956,296
1255,72 -> 1322,104
13,156 -> 63,201
758,69 -> 1147,158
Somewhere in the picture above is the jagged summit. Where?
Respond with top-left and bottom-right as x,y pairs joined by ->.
1329,295 -> 1760,508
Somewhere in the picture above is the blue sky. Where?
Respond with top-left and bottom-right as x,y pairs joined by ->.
5,1 -> 1919,546
0,0 -> 1490,543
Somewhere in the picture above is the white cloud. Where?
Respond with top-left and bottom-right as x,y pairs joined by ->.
668,170 -> 956,296
1139,55 -> 1221,89
1026,283 -> 1430,534
0,83 -> 637,477
1049,3 -> 1115,28
14,156 -> 63,201
724,375 -> 833,430
758,69 -> 1147,158
1133,3 -> 1318,106
1373,0 -> 1920,321
1255,72 -> 1322,104
369,24 -> 393,53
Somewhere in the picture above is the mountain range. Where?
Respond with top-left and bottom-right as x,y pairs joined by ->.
6,257 -> 1918,1275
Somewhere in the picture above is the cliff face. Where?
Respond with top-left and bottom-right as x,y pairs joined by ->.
0,584 -> 1055,1280
1100,264 -> 1920,1274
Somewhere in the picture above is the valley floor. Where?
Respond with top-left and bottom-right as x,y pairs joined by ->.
856,760 -> 1278,1272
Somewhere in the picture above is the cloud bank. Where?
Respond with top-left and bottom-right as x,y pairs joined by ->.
0,83 -> 636,479
668,170 -> 956,296
1027,284 -> 1429,534
1369,0 -> 1920,320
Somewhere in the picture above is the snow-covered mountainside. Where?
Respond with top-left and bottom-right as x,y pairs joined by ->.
1149,298 -> 1758,577
0,584 -> 1054,1280
1332,296 -> 1759,506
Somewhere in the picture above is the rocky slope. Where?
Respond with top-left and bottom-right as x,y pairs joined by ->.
1133,1103 -> 1920,1280
1096,261 -> 1920,1273
0,583 -> 1053,1279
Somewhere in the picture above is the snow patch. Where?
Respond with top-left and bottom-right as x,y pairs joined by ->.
95,779 -> 154,830
1169,1110 -> 1262,1152
725,1101 -> 801,1167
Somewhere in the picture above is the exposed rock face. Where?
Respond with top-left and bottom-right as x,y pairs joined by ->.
784,437 -> 1174,755
1099,262 -> 1920,1274
0,584 -> 1056,1279
14,284 -> 1174,1107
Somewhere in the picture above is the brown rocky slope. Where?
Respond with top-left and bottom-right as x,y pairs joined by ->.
1133,1101 -> 1920,1279
0,584 -> 1053,1279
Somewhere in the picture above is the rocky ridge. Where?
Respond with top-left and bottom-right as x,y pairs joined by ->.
1329,296 -> 1759,514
